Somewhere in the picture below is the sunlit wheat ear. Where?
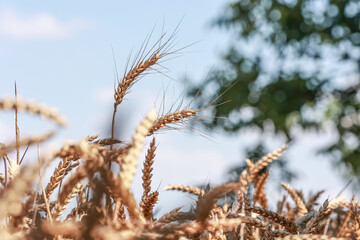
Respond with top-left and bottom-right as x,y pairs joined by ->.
148,81 -> 236,138
164,184 -> 205,196
113,28 -> 179,107
147,108 -> 197,135
281,182 -> 308,218
0,98 -> 67,127
119,109 -> 157,190
237,144 -> 288,204
248,143 -> 288,183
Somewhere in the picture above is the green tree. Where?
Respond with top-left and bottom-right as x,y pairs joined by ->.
189,0 -> 360,178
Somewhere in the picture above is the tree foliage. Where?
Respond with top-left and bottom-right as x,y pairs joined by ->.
189,0 -> 360,177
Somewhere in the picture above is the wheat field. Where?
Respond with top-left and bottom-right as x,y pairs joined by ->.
0,33 -> 358,240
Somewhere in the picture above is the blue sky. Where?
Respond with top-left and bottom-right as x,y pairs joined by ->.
0,1 -> 354,215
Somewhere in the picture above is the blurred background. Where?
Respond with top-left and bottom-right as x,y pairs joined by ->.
0,0 -> 359,216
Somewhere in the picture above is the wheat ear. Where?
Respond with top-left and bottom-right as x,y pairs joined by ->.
281,182 -> 308,218
53,181 -> 83,219
248,205 -> 298,233
248,143 -> 288,183
141,137 -> 156,201
119,109 -> 157,190
303,199 -> 329,234
45,156 -> 78,200
141,191 -> 159,220
165,184 -> 205,196
253,171 -> 269,209
0,98 -> 66,126
147,109 -> 197,135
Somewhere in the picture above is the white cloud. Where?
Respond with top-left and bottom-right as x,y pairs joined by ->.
0,9 -> 86,39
